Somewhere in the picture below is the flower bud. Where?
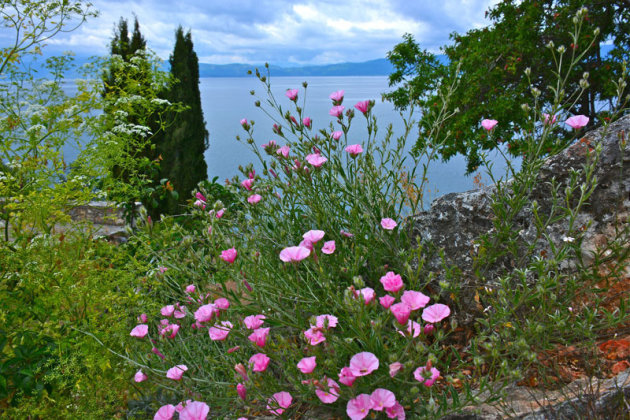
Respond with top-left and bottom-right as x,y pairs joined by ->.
521,103 -> 531,112
557,45 -> 566,54
352,276 -> 365,288
594,27 -> 600,37
524,67 -> 531,76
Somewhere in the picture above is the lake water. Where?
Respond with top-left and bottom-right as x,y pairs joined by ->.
63,75 -> 515,207
200,75 -> 514,206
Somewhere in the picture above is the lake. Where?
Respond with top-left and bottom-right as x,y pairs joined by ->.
62,75 -> 514,207
200,75 -> 513,206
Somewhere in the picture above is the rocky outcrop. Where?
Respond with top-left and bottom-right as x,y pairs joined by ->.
411,115 -> 630,322
442,369 -> 630,419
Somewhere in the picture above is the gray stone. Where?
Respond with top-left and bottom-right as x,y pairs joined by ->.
410,115 -> 630,324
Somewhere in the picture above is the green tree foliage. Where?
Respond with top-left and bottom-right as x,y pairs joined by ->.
157,26 -> 209,215
0,0 -> 101,239
385,0 -> 629,173
100,17 -> 176,220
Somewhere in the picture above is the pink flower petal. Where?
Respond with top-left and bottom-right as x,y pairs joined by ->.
421,303 -> 451,323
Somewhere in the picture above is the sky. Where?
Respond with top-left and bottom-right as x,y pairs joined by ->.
13,0 -> 501,66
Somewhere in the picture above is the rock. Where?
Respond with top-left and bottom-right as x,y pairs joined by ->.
440,369 -> 630,419
410,115 -> 630,324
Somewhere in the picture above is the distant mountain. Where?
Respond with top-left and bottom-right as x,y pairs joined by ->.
198,58 -> 399,78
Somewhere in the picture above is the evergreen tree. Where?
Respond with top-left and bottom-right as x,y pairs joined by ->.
159,26 -> 209,215
101,17 -> 169,220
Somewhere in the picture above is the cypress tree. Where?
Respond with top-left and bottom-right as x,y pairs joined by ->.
159,26 -> 209,215
102,17 -> 164,220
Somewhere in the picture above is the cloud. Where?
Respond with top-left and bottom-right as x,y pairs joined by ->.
14,0 -> 500,65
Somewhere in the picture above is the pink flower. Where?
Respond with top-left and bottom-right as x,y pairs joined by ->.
380,271 -> 404,292
354,100 -> 370,114
134,369 -> 148,382
401,290 -> 430,310
329,105 -> 345,118
130,324 -> 148,338
302,117 -> 312,128
220,248 -> 237,263
285,89 -> 298,101
179,401 -> 210,420
235,363 -> 249,380
138,313 -> 148,323
358,287 -> 375,304
347,394 -> 373,420
340,229 -> 354,237
214,298 -> 230,310
262,139 -> 277,150
240,118 -> 248,127
379,295 -> 396,309
297,356 -> 316,373
161,305 -> 175,317
299,238 -> 314,251
315,314 -> 338,329
389,362 -> 403,378
237,383 -> 247,400
315,377 -> 340,403
248,327 -> 270,347
349,352 -> 379,377
481,119 -> 498,131
244,314 -> 266,330
424,323 -> 435,335
305,153 -> 327,167
249,353 -> 270,372
247,194 -> 262,204
160,323 -> 180,339
345,144 -> 363,156
339,366 -> 356,386
380,218 -> 397,230
277,145 -> 290,158
241,178 -> 254,191
194,304 -> 217,323
321,240 -> 335,254
279,246 -> 311,262
173,305 -> 186,318
414,365 -> 440,387
152,347 -> 165,359
185,284 -> 196,294
331,130 -> 343,140
209,321 -> 233,341
565,115 -> 589,129
166,364 -> 188,381
329,90 -> 344,105
154,404 -> 176,420
303,229 -> 325,244
216,208 -> 225,218
267,391 -> 292,416
390,302 -> 411,325
543,113 -> 557,125
386,402 -> 406,419
194,199 -> 205,208
398,320 -> 421,338
228,346 -> 241,354
370,388 -> 396,411
422,303 -> 451,323
304,326 -> 326,345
